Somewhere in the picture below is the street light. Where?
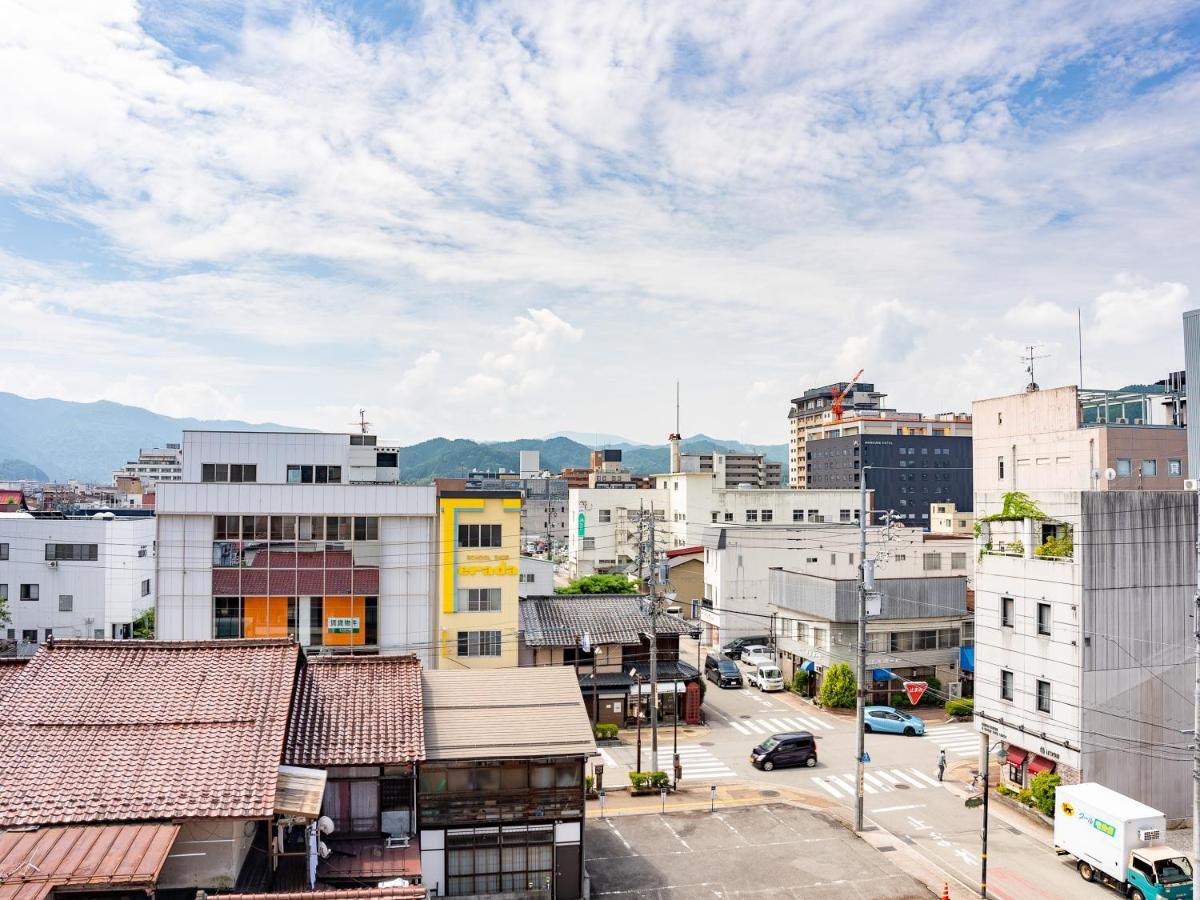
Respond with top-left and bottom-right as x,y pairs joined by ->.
965,741 -> 1009,898
629,667 -> 643,773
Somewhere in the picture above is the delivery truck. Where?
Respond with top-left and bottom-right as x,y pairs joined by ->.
1053,783 -> 1193,899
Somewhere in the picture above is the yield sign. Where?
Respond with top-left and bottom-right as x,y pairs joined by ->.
903,681 -> 928,706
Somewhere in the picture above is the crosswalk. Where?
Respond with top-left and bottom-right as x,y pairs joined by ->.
726,713 -> 833,736
655,745 -> 737,779
809,767 -> 942,800
923,724 -> 981,757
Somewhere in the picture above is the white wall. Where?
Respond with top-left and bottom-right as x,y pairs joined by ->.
519,556 -> 555,598
0,514 -> 156,643
567,487 -> 668,578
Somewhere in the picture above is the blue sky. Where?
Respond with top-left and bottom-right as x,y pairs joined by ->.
2,1 -> 1199,444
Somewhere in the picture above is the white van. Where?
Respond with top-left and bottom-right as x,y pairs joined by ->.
748,664 -> 785,692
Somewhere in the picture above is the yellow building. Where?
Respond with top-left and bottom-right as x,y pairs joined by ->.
437,489 -> 522,668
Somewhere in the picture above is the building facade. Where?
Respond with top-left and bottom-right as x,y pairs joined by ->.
519,555 -> 555,598
0,512 -> 156,649
436,490 -> 521,668
807,432 -> 973,527
787,382 -> 887,488
156,431 -> 438,663
112,444 -> 183,487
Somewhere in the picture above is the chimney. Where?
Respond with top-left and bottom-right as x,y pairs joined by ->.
669,432 -> 681,474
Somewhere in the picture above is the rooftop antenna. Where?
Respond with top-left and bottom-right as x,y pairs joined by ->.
1022,345 -> 1048,393
1077,307 -> 1084,387
675,380 -> 680,438
351,408 -> 371,434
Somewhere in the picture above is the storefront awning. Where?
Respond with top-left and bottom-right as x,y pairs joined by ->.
1027,755 -> 1056,776
1006,747 -> 1028,768
872,668 -> 896,682
800,660 -> 816,672
959,646 -> 975,673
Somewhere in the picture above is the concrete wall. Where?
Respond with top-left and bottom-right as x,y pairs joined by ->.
1099,426 -> 1187,489
157,817 -> 259,891
769,570 -> 967,622
519,555 -> 555,598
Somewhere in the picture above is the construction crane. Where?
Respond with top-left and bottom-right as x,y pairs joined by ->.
831,369 -> 864,421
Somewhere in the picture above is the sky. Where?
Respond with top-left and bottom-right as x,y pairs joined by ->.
2,1 -> 1199,445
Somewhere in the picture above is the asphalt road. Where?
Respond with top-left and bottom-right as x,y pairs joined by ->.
597,637 -> 1103,900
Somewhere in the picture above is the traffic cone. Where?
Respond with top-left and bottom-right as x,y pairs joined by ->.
941,882 -> 950,900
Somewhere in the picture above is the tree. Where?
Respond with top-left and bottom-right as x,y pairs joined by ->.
555,574 -> 639,595
0,595 -> 10,630
132,608 -> 155,639
819,662 -> 857,708
1029,771 -> 1061,816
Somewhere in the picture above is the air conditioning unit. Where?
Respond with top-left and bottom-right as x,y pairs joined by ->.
948,682 -> 963,699
46,560 -> 57,569
1133,418 -> 1144,425
1115,417 -> 1128,424
1185,479 -> 1200,491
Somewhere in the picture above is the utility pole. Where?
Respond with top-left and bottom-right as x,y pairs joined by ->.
636,500 -> 646,590
1193,484 -> 1199,873
854,466 -> 870,832
649,502 -> 660,764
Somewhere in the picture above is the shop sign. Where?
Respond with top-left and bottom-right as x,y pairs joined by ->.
578,512 -> 585,537
328,617 -> 360,633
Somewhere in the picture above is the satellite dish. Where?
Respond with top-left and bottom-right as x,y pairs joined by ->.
317,816 -> 334,835
1104,468 -> 1117,481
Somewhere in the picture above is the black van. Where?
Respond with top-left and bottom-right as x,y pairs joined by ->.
722,635 -> 771,660
704,653 -> 724,677
751,732 -> 817,770
706,658 -> 743,688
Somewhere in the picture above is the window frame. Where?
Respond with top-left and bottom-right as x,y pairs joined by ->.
1000,669 -> 1014,701
1001,596 -> 1015,628
20,584 -> 39,602
1036,602 -> 1051,636
1036,679 -> 1051,713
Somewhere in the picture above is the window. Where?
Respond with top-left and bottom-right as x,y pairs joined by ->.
598,509 -> 611,524
58,594 -> 73,612
1001,669 -> 1014,701
45,544 -> 98,562
961,621 -> 974,647
745,510 -> 758,522
723,512 -> 734,522
353,516 -> 380,541
581,537 -> 596,550
20,584 -> 39,601
1142,459 -> 1158,477
839,509 -> 852,523
457,630 -> 502,657
137,545 -> 148,558
518,573 -> 536,583
1170,459 -> 1183,476
458,588 -> 501,612
287,464 -> 344,484
951,552 -> 967,570
376,451 -> 398,468
201,463 -> 257,483
1037,602 -> 1051,636
792,509 -> 804,522
0,543 -> 6,560
1001,596 -> 1015,628
761,509 -> 773,522
922,552 -> 942,571
0,585 -> 5,603
1116,458 -> 1132,476
350,434 -> 377,446
458,524 -> 502,548
1036,680 -> 1051,713
21,630 -> 37,644
997,457 -> 1005,480
141,579 -> 151,597
446,825 -> 553,896
807,509 -> 821,522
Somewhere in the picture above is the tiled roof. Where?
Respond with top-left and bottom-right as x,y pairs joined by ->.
286,655 -> 425,767
0,639 -> 300,827
423,668 -> 596,760
578,660 -> 700,689
217,888 -> 424,900
666,545 -> 703,557
0,658 -> 28,700
519,595 -> 699,647
0,823 -> 180,900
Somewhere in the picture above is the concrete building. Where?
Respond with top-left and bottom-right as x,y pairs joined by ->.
155,431 -> 438,663
436,489 -> 521,669
930,502 -> 975,536
807,431 -> 973,527
678,451 -> 783,488
973,489 -> 1193,820
973,385 -> 1187,492
464,468 -> 568,551
788,382 -> 887,488
567,486 -> 669,579
519,554 -> 555,597
0,511 -> 156,649
112,444 -> 182,487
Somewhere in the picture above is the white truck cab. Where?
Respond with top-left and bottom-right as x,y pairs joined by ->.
748,664 -> 785,692
1054,783 -> 1192,900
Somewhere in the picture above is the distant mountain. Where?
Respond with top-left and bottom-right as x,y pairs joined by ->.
0,459 -> 48,481
0,392 -> 309,482
541,430 -> 646,446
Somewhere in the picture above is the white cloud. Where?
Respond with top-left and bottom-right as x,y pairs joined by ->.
1093,275 -> 1189,343
1004,297 -> 1076,328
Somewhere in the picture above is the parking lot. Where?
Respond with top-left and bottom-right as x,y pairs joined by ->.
585,804 -> 929,899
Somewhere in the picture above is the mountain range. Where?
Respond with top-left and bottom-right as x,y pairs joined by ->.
0,392 -> 787,484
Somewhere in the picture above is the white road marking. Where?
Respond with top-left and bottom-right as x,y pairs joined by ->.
654,746 -> 737,778
888,769 -> 928,789
741,720 -> 766,734
812,778 -> 845,799
826,774 -> 858,795
794,715 -> 833,731
765,718 -> 791,732
728,720 -> 751,735
874,804 -> 926,813
906,767 -> 942,787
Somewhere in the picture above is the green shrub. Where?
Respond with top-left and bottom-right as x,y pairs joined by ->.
996,783 -> 1019,799
1029,772 -> 1061,816
593,723 -> 618,740
791,671 -> 809,693
585,775 -> 594,793
1017,788 -> 1034,807
819,663 -> 857,708
629,771 -> 670,791
1035,527 -> 1073,559
1006,540 -> 1025,556
945,698 -> 974,717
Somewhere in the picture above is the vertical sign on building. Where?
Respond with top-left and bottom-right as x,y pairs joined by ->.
577,512 -> 586,537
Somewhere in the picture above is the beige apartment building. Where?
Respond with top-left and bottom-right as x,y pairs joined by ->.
787,382 -> 887,488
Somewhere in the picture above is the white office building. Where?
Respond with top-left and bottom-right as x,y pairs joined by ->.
112,445 -> 183,486
518,555 -> 555,598
0,512 -> 156,650
155,431 -> 438,664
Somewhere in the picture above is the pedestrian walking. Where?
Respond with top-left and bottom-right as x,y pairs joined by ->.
936,748 -> 947,781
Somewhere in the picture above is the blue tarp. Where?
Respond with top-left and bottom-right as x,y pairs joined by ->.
960,646 -> 975,672
800,660 -> 816,672
872,668 -> 896,682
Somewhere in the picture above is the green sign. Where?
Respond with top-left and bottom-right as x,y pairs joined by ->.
577,511 -> 586,537
328,616 -> 360,634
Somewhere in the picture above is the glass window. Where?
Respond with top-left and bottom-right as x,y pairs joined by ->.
353,516 -> 379,541
20,584 -> 38,601
214,598 -> 242,638
45,544 -> 99,561
1142,459 -> 1158,477
299,516 -> 324,541
922,553 -> 942,571
58,594 -> 73,612
141,579 -> 151,597
1037,603 -> 1051,636
1169,459 -> 1183,477
581,537 -> 595,550
1001,596 -> 1015,628
287,465 -> 302,483
745,510 -> 758,522
457,630 -> 502,657
458,588 -> 502,612
598,509 -> 611,523
0,585 -> 6,603
761,509 -> 773,522
1116,458 -> 1132,476
792,509 -> 804,522
458,524 -> 502,548
1036,680 -> 1051,713
1001,669 -> 1014,701
0,543 -> 6,560
997,457 -> 1005,480
309,597 -> 323,647
214,515 -> 239,540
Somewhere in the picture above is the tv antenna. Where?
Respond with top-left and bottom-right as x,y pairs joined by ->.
351,408 -> 371,435
1022,345 -> 1049,393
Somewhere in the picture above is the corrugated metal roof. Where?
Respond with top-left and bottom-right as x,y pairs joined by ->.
519,595 -> 698,647
0,823 -> 180,900
422,668 -> 596,760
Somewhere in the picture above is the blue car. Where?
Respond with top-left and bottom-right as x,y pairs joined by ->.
863,706 -> 925,736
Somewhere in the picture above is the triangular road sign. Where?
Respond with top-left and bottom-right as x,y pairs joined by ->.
904,680 -> 928,706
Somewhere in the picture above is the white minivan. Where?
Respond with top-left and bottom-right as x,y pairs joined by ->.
749,664 -> 785,692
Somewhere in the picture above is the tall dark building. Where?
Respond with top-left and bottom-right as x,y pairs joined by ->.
806,433 -> 972,527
